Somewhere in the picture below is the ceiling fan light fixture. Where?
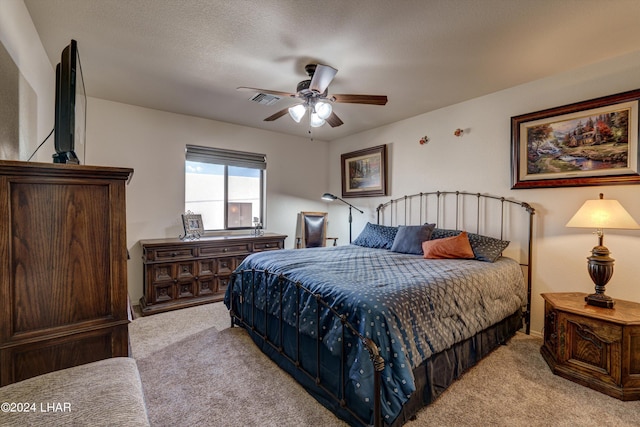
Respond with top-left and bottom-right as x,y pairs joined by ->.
310,111 -> 326,127
288,104 -> 306,123
315,101 -> 332,120
239,63 -> 386,129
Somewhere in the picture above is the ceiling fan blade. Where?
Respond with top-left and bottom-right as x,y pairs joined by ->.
310,64 -> 337,93
326,112 -> 344,128
264,108 -> 289,122
331,94 -> 388,105
237,86 -> 295,98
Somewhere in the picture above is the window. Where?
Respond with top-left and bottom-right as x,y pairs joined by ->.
185,145 -> 265,231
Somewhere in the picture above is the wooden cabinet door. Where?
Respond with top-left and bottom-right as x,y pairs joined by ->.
196,259 -> 216,296
559,312 -> 622,387
0,162 -> 132,385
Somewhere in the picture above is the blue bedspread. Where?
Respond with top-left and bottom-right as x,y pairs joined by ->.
224,245 -> 526,424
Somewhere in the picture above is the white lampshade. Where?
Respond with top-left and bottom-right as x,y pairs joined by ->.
315,101 -> 332,120
288,104 -> 306,123
566,194 -> 640,230
309,112 -> 326,127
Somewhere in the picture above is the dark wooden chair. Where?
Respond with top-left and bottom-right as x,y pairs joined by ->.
295,211 -> 338,248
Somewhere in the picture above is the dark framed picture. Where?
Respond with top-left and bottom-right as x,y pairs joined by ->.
341,144 -> 387,197
181,212 -> 204,239
511,89 -> 640,189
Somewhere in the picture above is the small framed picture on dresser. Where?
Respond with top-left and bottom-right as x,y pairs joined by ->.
181,212 -> 204,239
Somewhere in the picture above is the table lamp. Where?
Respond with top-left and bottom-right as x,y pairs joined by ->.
565,193 -> 640,308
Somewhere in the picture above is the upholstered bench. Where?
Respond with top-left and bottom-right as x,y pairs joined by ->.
0,357 -> 149,426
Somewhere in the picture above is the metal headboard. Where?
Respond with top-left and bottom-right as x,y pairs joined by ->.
376,191 -> 535,334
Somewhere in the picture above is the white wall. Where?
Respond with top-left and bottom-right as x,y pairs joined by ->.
86,98 -> 330,303
326,50 -> 640,335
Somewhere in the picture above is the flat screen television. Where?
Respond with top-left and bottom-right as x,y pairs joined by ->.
53,39 -> 86,164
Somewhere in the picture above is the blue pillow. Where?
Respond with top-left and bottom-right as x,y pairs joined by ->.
430,228 -> 460,240
430,228 -> 510,262
353,223 -> 398,249
390,224 -> 435,255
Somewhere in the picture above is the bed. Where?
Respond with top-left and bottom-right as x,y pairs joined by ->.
224,191 -> 535,426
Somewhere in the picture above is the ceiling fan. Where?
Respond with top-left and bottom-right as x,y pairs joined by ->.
238,64 -> 387,128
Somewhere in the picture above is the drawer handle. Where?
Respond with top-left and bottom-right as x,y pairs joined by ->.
171,252 -> 177,257
223,248 -> 228,252
195,276 -> 199,281
265,244 -> 271,248
173,279 -> 178,284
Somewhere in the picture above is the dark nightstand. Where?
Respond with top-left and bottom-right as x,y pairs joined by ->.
541,292 -> 640,400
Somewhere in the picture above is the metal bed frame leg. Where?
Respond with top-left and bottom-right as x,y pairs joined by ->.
363,338 -> 384,427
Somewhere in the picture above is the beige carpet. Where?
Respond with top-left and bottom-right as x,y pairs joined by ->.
129,303 -> 640,426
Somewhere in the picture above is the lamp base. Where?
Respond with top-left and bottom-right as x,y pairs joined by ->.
585,244 -> 615,309
585,292 -> 615,308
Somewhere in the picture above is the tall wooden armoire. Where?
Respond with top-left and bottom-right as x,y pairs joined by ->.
0,160 -> 133,385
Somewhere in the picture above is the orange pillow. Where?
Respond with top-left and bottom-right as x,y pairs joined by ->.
422,231 -> 475,259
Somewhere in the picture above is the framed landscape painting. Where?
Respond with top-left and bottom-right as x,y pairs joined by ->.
511,89 -> 640,189
341,144 -> 387,197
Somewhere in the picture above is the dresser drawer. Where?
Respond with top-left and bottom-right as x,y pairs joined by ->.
254,240 -> 284,251
147,247 -> 197,261
200,243 -> 250,257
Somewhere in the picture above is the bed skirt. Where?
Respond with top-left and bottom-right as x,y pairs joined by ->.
235,309 -> 523,426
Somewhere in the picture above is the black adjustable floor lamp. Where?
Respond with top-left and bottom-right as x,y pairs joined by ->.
322,193 -> 364,243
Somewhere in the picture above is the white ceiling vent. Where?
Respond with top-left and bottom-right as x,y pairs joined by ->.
249,93 -> 281,106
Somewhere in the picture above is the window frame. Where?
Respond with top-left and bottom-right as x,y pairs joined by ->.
185,145 -> 266,231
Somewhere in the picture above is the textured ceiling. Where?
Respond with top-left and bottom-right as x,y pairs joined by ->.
24,0 -> 640,141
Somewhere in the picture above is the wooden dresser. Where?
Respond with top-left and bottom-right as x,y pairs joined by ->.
0,160 -> 133,386
139,233 -> 286,315
541,292 -> 640,400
